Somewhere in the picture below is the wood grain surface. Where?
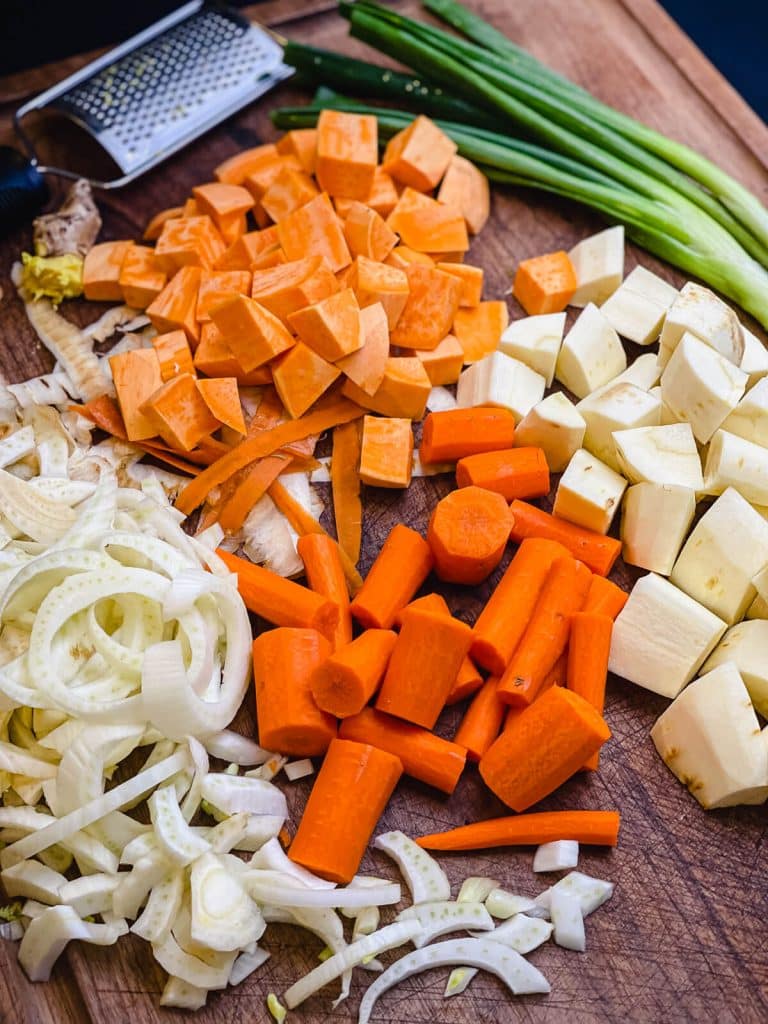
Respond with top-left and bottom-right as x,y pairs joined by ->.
1,2 -> 767,1023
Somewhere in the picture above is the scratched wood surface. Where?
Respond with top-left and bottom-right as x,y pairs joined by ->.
0,2 -> 767,1022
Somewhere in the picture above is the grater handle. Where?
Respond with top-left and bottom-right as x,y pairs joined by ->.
0,147 -> 49,233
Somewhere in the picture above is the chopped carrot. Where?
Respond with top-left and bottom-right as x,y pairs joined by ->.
109,348 -> 163,441
277,192 -> 351,273
193,322 -> 272,384
73,395 -> 128,439
427,485 -> 513,585
349,255 -> 410,331
382,115 -> 457,191
513,251 -> 577,315
316,109 -> 378,200
195,378 -> 246,435
497,555 -> 592,708
377,604 -> 473,728
436,262 -> 483,307
118,244 -> 166,308
336,301 -> 389,396
287,288 -> 363,362
415,809 -> 621,850
409,333 -> 464,387
260,167 -> 319,223
146,265 -> 201,345
210,294 -> 295,372
214,143 -> 279,185
342,356 -> 431,420
350,523 -> 433,630
218,550 -> 340,636
151,330 -> 195,382
479,686 -> 611,811
343,201 -> 398,262
143,206 -> 183,242
196,269 -> 251,322
420,407 -> 516,464
339,707 -> 466,794
392,592 -> 450,629
288,738 -> 402,883
437,155 -> 491,235
542,650 -> 569,690
446,655 -> 485,705
251,256 -> 339,325
583,575 -> 629,619
567,612 -> 613,770
364,166 -> 400,218
271,341 -> 341,419
456,447 -> 550,501
389,265 -> 462,350
215,227 -> 279,271
387,188 -> 469,254
252,627 -> 337,756
218,453 -> 292,534
453,300 -> 509,362
82,240 -> 131,301
454,676 -> 506,761
154,215 -> 225,272
141,373 -> 220,451
276,128 -> 318,175
297,532 -> 353,649
311,629 -> 397,716
176,398 -> 363,515
331,420 -> 363,568
359,416 -> 414,489
509,500 -> 622,576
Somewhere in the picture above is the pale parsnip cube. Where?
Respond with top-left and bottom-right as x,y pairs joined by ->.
579,352 -> 661,406
600,266 -> 678,345
579,382 -> 661,470
703,429 -> 768,504
568,225 -> 624,307
613,423 -> 703,490
739,325 -> 768,387
720,377 -> 768,448
658,281 -> 744,369
555,303 -> 626,400
702,619 -> 768,718
608,573 -> 726,698
456,351 -> 545,423
514,393 -> 586,473
648,385 -> 679,425
621,482 -> 696,575
499,313 -> 566,386
660,332 -> 747,443
553,449 -> 627,534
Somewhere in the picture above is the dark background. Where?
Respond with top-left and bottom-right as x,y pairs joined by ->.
0,1 -> 766,122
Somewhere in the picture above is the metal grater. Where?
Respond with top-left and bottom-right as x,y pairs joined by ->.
10,1 -> 292,192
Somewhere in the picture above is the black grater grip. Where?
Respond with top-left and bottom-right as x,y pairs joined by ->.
0,147 -> 49,233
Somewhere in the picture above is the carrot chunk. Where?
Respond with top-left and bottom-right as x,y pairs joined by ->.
513,250 -> 577,315
567,612 -> 613,770
118,244 -> 166,308
343,201 -> 398,262
151,330 -> 195,382
349,255 -> 409,331
316,109 -> 378,200
456,447 -> 550,501
350,524 -> 433,630
420,407 -> 516,464
146,266 -> 201,345
446,655 -> 485,705
453,300 -> 509,362
297,532 -> 353,650
382,115 -> 457,191
271,342 -> 341,419
196,270 -> 251,323
427,486 -> 513,585
437,155 -> 491,235
141,373 -> 220,451
109,348 -> 163,442
509,500 -> 622,576
195,377 -> 245,435
277,192 -> 351,272
387,188 -> 469,254
288,288 -> 363,362
415,809 -> 621,850
389,265 -> 462,350
359,416 -> 414,489
154,215 -> 225,272
583,575 -> 629,619
210,294 -> 295,372
83,240 -> 131,301
251,256 -> 339,325
311,629 -> 397,717
454,676 -> 506,761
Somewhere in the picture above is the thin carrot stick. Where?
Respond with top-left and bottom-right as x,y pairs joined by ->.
479,686 -> 611,811
497,556 -> 592,708
455,447 -> 550,501
339,706 -> 467,795
288,738 -> 403,883
350,524 -> 433,630
311,629 -> 397,717
454,676 -> 505,762
297,532 -> 353,649
567,612 -> 613,771
175,397 -> 363,515
218,454 -> 292,533
471,538 -> 570,675
509,500 -> 622,576
583,575 -> 628,619
415,810 -> 621,850
446,655 -> 484,705
331,420 -> 363,566
252,627 -> 337,756
217,549 -> 339,635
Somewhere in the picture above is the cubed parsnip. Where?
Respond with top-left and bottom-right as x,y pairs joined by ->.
567,226 -> 624,307
747,592 -> 768,620
599,266 -> 678,345
703,429 -> 768,504
514,392 -> 586,472
739,326 -> 768,387
499,313 -> 566,386
578,352 -> 662,406
553,449 -> 627,534
555,303 -> 626,400
620,482 -> 696,575
670,488 -> 768,625
720,377 -> 768,448
752,563 -> 768,607
456,351 -> 545,423
608,573 -> 726,698
658,282 -> 744,369
613,423 -> 703,490
648,386 -> 678,425
579,383 -> 661,470
702,620 -> 768,717
660,332 -> 747,443
650,663 -> 768,809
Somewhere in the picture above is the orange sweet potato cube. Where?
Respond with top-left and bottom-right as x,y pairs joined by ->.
214,144 -> 279,185
193,182 -> 254,221
385,246 -> 435,269
410,333 -> 465,386
349,256 -> 409,331
437,155 -> 491,235
146,266 -> 201,345
342,356 -> 431,419
389,265 -> 462,350
366,168 -> 400,218
513,251 -> 577,315
251,256 -> 338,325
359,415 -> 414,489
276,129 -> 318,175
196,270 -> 252,322
141,374 -> 221,451
287,288 -> 364,362
110,348 -> 164,441
210,294 -> 295,372
272,341 -> 341,419
337,302 -> 390,397
387,188 -> 469,254
194,323 -> 273,385
260,167 -> 319,224
243,154 -> 303,201
453,300 -> 510,363
381,115 -> 457,192
195,377 -> 246,435
343,202 -> 398,263
215,227 -> 279,271
118,243 -> 167,308
151,330 -> 195,382
277,193 -> 351,273
315,110 -> 378,200
154,215 -> 226,272
83,240 -> 131,301
436,262 -> 483,307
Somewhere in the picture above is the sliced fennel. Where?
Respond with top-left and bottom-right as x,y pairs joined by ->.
373,831 -> 450,904
397,900 -> 494,947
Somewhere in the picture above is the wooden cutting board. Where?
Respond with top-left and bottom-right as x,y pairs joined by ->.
1,2 -> 767,1022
